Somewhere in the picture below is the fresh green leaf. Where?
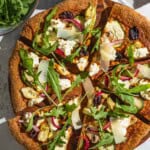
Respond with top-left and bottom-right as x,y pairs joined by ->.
19,48 -> 33,75
65,103 -> 77,112
32,36 -> 58,56
90,132 -> 114,149
48,117 -> 71,150
90,106 -> 108,120
47,60 -> 62,101
127,45 -> 134,65
63,72 -> 88,98
26,114 -> 34,132
128,84 -> 150,93
44,7 -> 57,31
45,106 -> 66,118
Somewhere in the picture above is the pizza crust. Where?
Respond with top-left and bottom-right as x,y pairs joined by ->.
116,116 -> 150,150
8,116 -> 41,150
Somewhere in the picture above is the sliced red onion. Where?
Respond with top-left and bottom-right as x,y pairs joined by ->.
110,39 -> 124,46
45,84 -> 49,92
95,91 -> 103,97
63,19 -> 84,31
40,93 -> 46,98
18,120 -> 24,123
103,121 -> 111,130
51,117 -> 61,129
33,125 -> 40,132
55,48 -> 66,58
81,135 -> 90,150
134,69 -> 139,77
120,76 -> 132,81
104,75 -> 109,87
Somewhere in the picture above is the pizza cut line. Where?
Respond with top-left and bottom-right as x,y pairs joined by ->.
8,0 -> 150,150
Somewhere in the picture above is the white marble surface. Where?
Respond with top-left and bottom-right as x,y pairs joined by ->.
0,0 -> 149,150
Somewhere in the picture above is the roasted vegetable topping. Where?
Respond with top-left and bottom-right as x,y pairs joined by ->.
59,11 -> 74,19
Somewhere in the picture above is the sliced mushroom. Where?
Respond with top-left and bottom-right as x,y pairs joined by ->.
21,87 -> 38,99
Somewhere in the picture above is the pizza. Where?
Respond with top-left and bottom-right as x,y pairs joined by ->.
8,0 -> 150,150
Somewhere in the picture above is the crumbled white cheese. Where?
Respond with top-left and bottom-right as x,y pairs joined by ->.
137,64 -> 150,79
118,80 -> 130,89
77,56 -> 88,71
24,112 -> 32,123
58,39 -> 76,56
28,97 -> 45,107
21,87 -> 38,99
51,19 -> 66,30
110,117 -> 131,144
104,20 -> 125,41
59,78 -> 71,91
133,47 -> 149,59
28,52 -> 39,68
89,63 -> 100,76
68,97 -> 79,106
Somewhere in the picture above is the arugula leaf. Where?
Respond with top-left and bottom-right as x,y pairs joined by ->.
91,29 -> 101,53
19,48 -> 33,75
47,60 -> 62,101
45,107 -> 66,118
90,132 -> 114,149
90,106 -> 108,120
65,103 -> 77,112
44,7 -> 57,31
128,84 -> 150,93
65,47 -> 81,62
32,36 -> 58,56
48,118 -> 71,150
127,45 -> 134,65
26,114 -> 34,132
63,72 -> 88,98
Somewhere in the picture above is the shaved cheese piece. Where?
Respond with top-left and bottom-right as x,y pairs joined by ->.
110,117 -> 131,144
100,43 -> 116,72
71,105 -> 82,130
38,60 -> 49,83
137,64 -> 150,79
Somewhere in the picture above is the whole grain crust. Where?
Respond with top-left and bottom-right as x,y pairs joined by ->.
8,116 -> 41,150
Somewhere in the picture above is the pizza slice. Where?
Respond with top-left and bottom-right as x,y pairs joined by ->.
78,75 -> 150,149
8,93 -> 87,150
88,3 -> 150,79
10,0 -> 107,113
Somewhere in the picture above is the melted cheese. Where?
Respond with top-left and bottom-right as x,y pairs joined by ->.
28,52 -> 39,68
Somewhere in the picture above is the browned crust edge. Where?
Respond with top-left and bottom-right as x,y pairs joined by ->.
116,117 -> 150,150
8,116 -> 41,150
109,3 -> 150,50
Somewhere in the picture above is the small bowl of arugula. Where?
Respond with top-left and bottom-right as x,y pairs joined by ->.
0,0 -> 39,35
